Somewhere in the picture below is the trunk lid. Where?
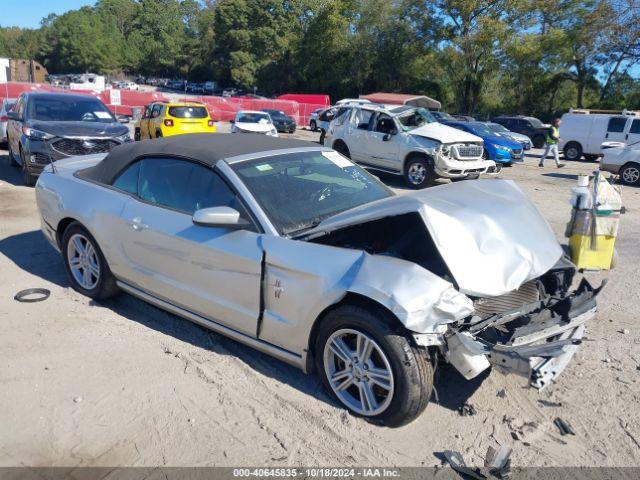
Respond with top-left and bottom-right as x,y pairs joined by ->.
303,179 -> 563,297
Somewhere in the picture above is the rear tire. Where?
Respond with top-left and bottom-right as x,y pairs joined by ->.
532,135 -> 545,149
564,142 -> 583,161
310,120 -> 317,132
404,154 -> 434,189
155,129 -> 163,138
134,128 -> 141,141
315,304 -> 433,427
333,140 -> 350,158
61,222 -> 119,300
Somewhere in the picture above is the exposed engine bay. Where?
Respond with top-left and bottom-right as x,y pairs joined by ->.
308,212 -> 602,389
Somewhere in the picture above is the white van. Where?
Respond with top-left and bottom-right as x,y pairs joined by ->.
559,109 -> 640,161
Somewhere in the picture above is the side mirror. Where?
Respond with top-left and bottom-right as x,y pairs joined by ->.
229,119 -> 235,124
193,206 -> 248,229
117,115 -> 130,124
7,111 -> 21,121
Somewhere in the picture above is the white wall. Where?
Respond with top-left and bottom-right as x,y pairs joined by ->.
0,58 -> 10,83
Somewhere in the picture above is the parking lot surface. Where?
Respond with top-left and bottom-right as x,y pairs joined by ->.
1,129 -> 639,467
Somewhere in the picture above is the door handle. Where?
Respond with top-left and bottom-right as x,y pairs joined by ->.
605,133 -> 609,138
128,217 -> 148,231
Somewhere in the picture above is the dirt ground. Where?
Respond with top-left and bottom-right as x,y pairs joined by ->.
0,126 -> 639,468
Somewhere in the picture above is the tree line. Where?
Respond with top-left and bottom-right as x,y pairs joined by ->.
0,0 -> 639,119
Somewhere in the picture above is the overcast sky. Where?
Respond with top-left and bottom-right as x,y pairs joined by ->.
0,0 -> 94,29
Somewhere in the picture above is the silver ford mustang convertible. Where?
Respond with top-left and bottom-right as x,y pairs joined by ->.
36,134 -> 601,426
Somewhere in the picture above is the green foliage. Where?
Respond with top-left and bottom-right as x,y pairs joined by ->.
0,0 -> 638,116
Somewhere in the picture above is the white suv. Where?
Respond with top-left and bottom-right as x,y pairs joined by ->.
323,104 -> 496,188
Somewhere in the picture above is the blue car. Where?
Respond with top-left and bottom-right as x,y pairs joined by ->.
443,121 -> 524,164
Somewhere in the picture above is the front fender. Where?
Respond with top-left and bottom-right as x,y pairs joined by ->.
258,235 -> 474,358
347,254 -> 474,333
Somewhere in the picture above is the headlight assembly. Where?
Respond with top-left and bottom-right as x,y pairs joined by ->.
22,126 -> 54,141
115,133 -> 131,143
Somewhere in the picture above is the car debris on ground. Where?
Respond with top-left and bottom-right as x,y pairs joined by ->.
443,444 -> 512,479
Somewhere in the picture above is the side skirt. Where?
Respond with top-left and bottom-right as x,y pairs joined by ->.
116,280 -> 306,371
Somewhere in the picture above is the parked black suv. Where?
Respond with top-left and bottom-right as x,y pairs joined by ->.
262,109 -> 296,133
492,115 -> 549,148
6,92 -> 131,186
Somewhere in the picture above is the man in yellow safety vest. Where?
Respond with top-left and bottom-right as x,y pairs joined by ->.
539,118 -> 565,168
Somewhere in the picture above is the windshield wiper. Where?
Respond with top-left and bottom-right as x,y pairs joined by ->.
286,216 -> 324,237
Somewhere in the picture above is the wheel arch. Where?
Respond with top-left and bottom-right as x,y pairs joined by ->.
305,292 -> 406,373
56,217 -> 83,249
403,150 -> 434,173
332,137 -> 349,152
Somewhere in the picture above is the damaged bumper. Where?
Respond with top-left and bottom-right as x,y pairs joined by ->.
442,278 -> 602,389
434,156 -> 496,179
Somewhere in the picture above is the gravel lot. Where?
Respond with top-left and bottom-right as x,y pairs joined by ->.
1,127 -> 639,468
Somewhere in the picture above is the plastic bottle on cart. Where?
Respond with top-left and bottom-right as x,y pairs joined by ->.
570,175 -> 593,210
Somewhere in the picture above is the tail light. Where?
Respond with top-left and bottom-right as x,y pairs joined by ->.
0,115 -> 7,121
208,120 -> 214,127
164,119 -> 173,127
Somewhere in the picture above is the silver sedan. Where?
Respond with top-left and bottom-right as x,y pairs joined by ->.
35,134 -> 600,426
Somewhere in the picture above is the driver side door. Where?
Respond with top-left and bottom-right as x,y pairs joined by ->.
346,108 -> 374,162
364,113 -> 402,171
115,157 -> 263,337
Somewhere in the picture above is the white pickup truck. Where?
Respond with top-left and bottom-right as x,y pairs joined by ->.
323,104 -> 496,188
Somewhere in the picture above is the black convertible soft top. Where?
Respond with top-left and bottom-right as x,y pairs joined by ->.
78,133 -> 317,185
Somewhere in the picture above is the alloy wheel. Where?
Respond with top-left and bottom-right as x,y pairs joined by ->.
407,162 -> 426,185
66,233 -> 100,290
622,165 -> 640,185
323,328 -> 394,416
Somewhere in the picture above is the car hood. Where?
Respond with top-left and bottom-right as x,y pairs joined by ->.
504,131 -> 530,142
303,179 -> 563,297
485,135 -> 522,149
235,122 -> 273,133
28,120 -> 128,138
408,122 -> 482,144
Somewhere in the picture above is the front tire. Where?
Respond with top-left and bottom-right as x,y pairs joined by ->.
61,223 -> 119,300
7,137 -> 18,166
315,305 -> 433,427
310,120 -> 317,131
404,155 -> 434,189
134,128 -> 141,141
20,147 -> 36,186
564,142 -> 583,161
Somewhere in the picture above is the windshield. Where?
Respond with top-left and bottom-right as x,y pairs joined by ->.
396,108 -> 435,131
28,97 -> 115,123
434,111 -> 454,121
237,112 -> 270,124
264,110 -> 285,118
488,122 -> 509,133
168,106 -> 208,118
465,122 -> 496,137
231,150 -> 393,235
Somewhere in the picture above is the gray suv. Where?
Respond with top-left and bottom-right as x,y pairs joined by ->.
6,92 -> 131,186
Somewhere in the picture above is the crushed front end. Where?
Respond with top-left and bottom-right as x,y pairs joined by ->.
434,257 -> 604,389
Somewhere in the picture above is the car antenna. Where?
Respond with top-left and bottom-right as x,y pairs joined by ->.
43,138 -> 58,175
